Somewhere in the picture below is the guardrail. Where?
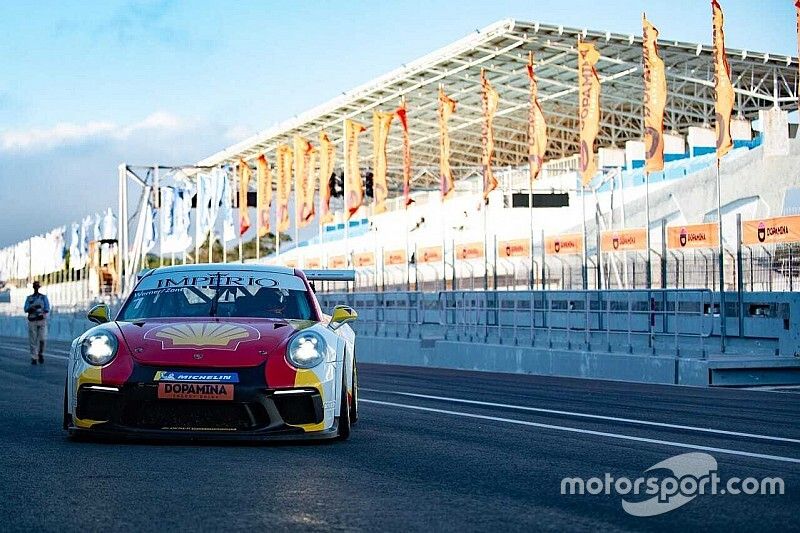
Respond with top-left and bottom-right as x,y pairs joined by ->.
318,289 -> 715,358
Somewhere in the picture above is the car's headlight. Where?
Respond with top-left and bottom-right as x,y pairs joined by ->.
287,331 -> 326,369
80,331 -> 118,366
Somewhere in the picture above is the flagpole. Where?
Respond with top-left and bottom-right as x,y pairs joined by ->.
155,165 -> 162,267
256,162 -> 261,262
581,187 -> 588,290
342,119 -> 350,262
645,170 -> 652,289
529,180 -> 534,290
716,159 -> 726,352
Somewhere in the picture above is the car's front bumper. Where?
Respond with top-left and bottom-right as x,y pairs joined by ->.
69,363 -> 335,441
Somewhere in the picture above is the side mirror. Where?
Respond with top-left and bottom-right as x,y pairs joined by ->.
329,305 -> 357,331
87,304 -> 110,324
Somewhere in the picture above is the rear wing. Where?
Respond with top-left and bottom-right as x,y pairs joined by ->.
302,269 -> 356,282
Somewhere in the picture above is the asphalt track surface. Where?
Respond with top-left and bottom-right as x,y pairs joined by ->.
0,336 -> 798,532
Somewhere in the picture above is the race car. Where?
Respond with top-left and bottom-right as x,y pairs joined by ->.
63,264 -> 359,441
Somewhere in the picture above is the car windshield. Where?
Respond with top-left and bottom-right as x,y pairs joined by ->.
118,270 -> 314,321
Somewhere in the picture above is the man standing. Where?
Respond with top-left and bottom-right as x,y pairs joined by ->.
23,281 -> 50,365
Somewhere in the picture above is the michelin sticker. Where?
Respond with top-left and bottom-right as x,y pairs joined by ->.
154,371 -> 239,383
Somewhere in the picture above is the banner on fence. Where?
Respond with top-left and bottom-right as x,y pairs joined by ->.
742,215 -> 800,245
353,251 -> 376,267
600,228 -> 648,252
384,249 -> 407,266
545,233 -> 583,255
304,257 -> 322,269
667,222 -> 719,249
328,255 -> 347,269
456,242 -> 484,260
497,239 -> 530,258
284,258 -> 298,268
418,245 -> 443,264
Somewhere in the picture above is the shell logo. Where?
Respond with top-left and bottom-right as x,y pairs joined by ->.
144,323 -> 261,351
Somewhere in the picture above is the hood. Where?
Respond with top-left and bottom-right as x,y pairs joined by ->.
115,318 -> 310,368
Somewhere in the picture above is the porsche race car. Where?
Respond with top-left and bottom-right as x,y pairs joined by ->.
63,264 -> 359,441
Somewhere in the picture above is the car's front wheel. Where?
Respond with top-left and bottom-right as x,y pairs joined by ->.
350,363 -> 358,425
62,382 -> 70,430
337,379 -> 352,441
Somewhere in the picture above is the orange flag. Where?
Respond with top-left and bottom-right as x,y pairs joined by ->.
275,144 -> 292,233
712,0 -> 734,159
372,111 -> 394,214
318,131 -> 335,226
293,135 -> 315,228
438,86 -> 457,200
643,14 -> 667,173
527,52 -> 548,182
345,119 -> 366,220
256,154 -> 272,238
237,159 -> 251,236
578,41 -> 601,188
481,70 -> 500,200
395,98 -> 414,207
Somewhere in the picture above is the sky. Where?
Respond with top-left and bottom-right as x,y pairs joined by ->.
0,0 -> 795,247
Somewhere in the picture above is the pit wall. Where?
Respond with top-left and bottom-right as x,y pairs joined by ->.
1,290 -> 797,387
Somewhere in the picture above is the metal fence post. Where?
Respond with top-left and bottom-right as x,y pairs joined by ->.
736,214 -> 744,337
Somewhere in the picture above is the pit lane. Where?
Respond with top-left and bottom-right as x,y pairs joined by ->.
0,336 -> 797,531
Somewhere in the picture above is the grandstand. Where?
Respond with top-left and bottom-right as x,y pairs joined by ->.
3,18 -> 799,301
150,18 -> 797,294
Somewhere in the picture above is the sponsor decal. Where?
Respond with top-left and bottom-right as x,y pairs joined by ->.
384,249 -> 407,266
666,223 -> 719,249
600,228 -> 648,252
545,233 -> 583,255
157,382 -> 234,401
456,242 -> 484,260
328,255 -> 347,269
304,257 -> 322,269
497,239 -> 530,258
154,272 -> 280,289
154,371 -> 239,383
742,215 -> 800,246
144,323 -> 260,350
418,246 -> 443,264
353,252 -> 375,267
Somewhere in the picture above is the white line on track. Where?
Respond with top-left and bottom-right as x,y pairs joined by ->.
362,399 -> 800,465
362,388 -> 800,445
0,343 -> 69,360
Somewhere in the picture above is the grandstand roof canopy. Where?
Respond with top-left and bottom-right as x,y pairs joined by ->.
196,18 -> 799,191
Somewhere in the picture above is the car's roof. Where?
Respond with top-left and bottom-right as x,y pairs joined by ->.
143,263 -> 297,277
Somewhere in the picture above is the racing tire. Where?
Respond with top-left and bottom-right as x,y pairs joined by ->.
62,382 -> 70,430
336,380 -> 351,441
349,363 -> 358,425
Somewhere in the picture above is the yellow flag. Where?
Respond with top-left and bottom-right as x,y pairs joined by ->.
372,111 -> 394,214
256,154 -> 272,238
643,14 -> 667,173
275,144 -> 292,233
395,98 -> 413,207
578,41 -> 601,188
293,135 -> 315,228
527,52 -> 548,182
438,86 -> 457,201
712,0 -> 734,159
481,70 -> 500,200
237,159 -> 251,236
318,131 -> 335,225
345,119 -> 366,220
